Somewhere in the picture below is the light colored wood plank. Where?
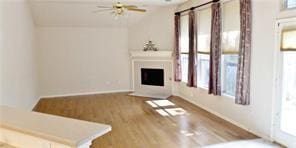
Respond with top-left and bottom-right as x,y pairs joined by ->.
0,142 -> 16,148
34,92 -> 257,148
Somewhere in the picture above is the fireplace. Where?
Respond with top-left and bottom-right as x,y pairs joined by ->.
129,51 -> 173,99
141,68 -> 164,86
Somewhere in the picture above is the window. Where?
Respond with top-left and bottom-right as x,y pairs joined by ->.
180,15 -> 189,82
197,8 -> 211,88
284,0 -> 296,9
221,0 -> 240,97
280,28 -> 296,136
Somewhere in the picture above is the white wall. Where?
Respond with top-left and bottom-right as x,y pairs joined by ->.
128,6 -> 176,51
0,0 -> 39,110
174,0 -> 278,140
37,27 -> 131,97
37,5 -> 177,97
0,0 -> 288,143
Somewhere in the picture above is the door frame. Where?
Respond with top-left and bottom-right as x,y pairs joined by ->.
272,17 -> 296,147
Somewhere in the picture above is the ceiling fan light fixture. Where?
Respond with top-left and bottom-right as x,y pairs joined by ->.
111,9 -> 128,20
116,8 -> 124,15
94,2 -> 146,19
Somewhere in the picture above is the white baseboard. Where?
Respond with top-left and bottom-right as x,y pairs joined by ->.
30,96 -> 42,110
175,93 -> 272,141
39,90 -> 132,99
129,92 -> 171,99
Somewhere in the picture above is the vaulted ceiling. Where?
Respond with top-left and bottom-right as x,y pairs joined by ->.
29,0 -> 187,27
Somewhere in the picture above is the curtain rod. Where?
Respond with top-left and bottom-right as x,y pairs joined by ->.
175,0 -> 219,15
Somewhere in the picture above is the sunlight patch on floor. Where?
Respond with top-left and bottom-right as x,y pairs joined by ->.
146,100 -> 187,117
165,108 -> 186,116
146,100 -> 175,108
155,109 -> 170,116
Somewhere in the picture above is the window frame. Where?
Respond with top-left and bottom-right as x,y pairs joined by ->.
278,25 -> 296,137
273,19 -> 296,147
180,14 -> 190,83
196,7 -> 212,90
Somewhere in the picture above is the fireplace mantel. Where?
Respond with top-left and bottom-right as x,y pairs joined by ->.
130,51 -> 173,58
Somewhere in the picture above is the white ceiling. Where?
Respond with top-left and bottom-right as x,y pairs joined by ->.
29,0 -> 187,27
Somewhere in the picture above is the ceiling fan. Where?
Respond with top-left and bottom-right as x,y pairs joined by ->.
93,2 -> 147,17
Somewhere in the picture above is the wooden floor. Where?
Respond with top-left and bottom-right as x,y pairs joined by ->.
34,92 -> 257,148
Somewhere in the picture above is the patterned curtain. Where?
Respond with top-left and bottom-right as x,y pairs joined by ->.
235,0 -> 252,105
187,10 -> 197,87
174,13 -> 182,82
209,3 -> 222,95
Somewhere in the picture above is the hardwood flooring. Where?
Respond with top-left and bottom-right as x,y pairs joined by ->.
33,92 -> 257,148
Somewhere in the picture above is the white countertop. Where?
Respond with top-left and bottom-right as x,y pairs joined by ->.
0,106 -> 111,147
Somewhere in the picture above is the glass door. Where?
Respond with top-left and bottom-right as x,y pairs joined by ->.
273,20 -> 296,147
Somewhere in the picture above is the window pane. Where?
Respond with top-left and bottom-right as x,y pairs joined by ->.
197,54 -> 210,88
281,52 -> 296,136
180,15 -> 189,53
222,0 -> 240,53
287,0 -> 296,9
181,54 -> 188,82
197,8 -> 211,53
222,55 -> 238,96
282,29 -> 296,50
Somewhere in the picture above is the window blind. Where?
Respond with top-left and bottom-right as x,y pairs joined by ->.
197,8 -> 212,54
180,15 -> 189,53
281,29 -> 296,51
222,0 -> 240,54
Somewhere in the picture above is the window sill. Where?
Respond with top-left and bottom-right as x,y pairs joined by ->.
197,86 -> 208,91
177,82 -> 236,100
180,81 -> 187,85
222,93 -> 235,100
197,86 -> 235,100
281,7 -> 296,12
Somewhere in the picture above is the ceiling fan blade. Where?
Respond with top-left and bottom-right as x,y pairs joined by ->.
92,9 -> 113,13
127,8 -> 147,12
97,6 -> 112,8
123,5 -> 137,9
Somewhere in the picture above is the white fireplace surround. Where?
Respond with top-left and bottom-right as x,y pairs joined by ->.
130,51 -> 173,99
